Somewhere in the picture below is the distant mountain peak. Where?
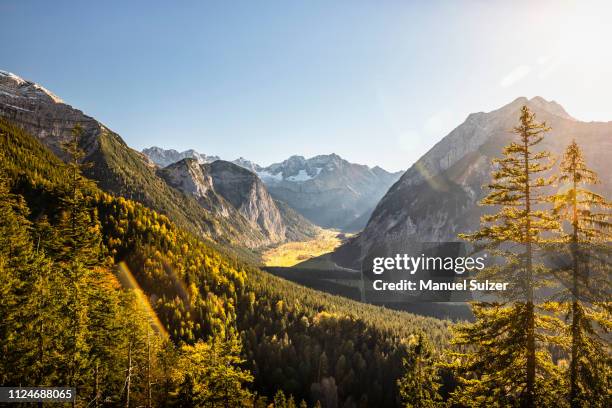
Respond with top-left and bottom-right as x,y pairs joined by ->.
142,146 -> 220,168
0,70 -> 64,104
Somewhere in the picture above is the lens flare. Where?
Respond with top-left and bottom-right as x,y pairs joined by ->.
117,261 -> 169,338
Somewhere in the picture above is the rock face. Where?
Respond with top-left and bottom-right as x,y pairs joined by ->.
204,161 -> 286,242
157,158 -> 231,216
159,159 -> 318,243
0,70 -> 274,248
143,148 -> 402,231
0,70 -> 105,159
335,97 -> 612,267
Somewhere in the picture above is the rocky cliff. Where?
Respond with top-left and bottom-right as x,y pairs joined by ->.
159,159 -> 318,243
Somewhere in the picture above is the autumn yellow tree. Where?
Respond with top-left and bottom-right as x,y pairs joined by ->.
450,106 -> 563,407
550,140 -> 611,407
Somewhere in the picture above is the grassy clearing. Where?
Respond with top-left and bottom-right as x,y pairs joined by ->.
262,229 -> 347,267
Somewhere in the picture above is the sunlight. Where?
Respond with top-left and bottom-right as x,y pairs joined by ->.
117,261 -> 169,338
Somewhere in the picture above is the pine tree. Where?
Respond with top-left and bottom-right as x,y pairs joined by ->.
0,170 -> 36,384
550,140 -> 611,407
55,125 -> 104,400
273,389 -> 288,408
21,217 -> 69,386
397,334 -> 442,408
451,106 -> 563,407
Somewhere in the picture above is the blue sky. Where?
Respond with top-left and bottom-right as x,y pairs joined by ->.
1,0 -> 611,171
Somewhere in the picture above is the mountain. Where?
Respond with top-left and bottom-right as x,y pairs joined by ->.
0,70 -> 268,249
204,160 -> 285,242
258,154 -> 403,230
144,147 -> 403,231
142,146 -> 221,167
143,146 -> 259,171
232,156 -> 262,172
159,158 -> 318,243
334,96 -> 612,267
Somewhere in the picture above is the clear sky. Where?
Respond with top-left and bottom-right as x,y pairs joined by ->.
1,0 -> 611,171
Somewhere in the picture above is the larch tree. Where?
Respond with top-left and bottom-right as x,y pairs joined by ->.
450,106 -> 563,407
397,334 -> 442,408
550,140 -> 611,408
172,333 -> 253,407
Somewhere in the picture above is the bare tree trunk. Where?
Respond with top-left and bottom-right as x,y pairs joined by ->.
147,328 -> 152,408
94,361 -> 100,408
126,341 -> 132,408
569,176 -> 580,408
523,135 -> 536,408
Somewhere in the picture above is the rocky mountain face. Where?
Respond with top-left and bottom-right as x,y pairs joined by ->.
0,70 -> 104,160
204,161 -> 284,241
334,97 -> 612,268
157,158 -> 231,215
159,159 -> 318,243
0,70 -> 273,249
144,148 -> 403,231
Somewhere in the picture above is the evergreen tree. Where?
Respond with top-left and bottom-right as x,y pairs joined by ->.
397,334 -> 441,408
550,140 -> 611,407
0,170 -> 36,384
173,333 -> 253,407
55,125 -> 104,400
273,389 -> 288,407
21,216 -> 69,386
451,106 -> 563,407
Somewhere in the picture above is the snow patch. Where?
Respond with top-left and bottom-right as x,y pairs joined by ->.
287,169 -> 312,182
257,170 -> 283,183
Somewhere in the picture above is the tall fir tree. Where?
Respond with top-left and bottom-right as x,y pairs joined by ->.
450,106 -> 563,407
550,140 -> 611,407
397,334 -> 442,408
0,168 -> 36,384
55,125 -> 105,400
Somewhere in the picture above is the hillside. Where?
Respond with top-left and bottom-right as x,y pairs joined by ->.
158,158 -> 319,244
0,70 -> 271,249
0,117 -> 451,406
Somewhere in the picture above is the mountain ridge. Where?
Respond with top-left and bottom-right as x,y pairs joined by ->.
334,96 -> 612,267
0,70 -> 275,249
143,148 -> 403,230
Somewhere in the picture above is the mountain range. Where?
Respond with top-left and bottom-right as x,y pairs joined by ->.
143,148 -> 403,231
334,96 -> 612,268
2,69 -> 609,270
0,70 -> 316,249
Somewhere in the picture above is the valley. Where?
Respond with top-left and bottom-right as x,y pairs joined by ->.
261,228 -> 348,267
